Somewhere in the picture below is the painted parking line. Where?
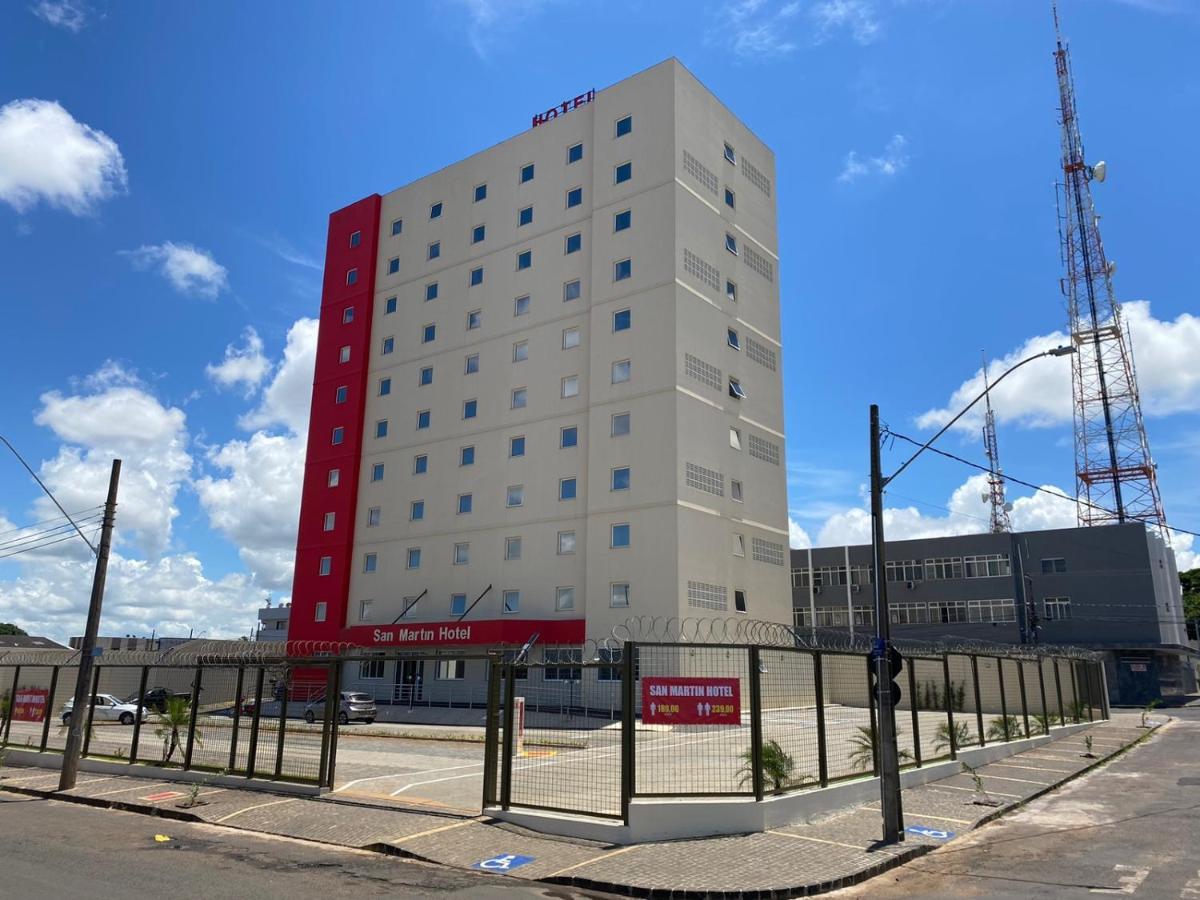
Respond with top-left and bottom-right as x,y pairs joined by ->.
386,818 -> 479,844
336,761 -> 486,792
988,764 -> 1067,776
1091,864 -> 1150,895
214,797 -> 298,823
927,783 -> 1022,799
867,807 -> 972,826
545,845 -> 640,878
768,830 -> 870,851
86,782 -> 176,798
976,773 -> 1051,786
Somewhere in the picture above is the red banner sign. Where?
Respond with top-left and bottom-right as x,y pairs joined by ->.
341,618 -> 585,649
642,677 -> 741,726
12,688 -> 48,722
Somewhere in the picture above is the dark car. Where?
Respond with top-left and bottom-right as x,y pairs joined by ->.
127,687 -> 189,713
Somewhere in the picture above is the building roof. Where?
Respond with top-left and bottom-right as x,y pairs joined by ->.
0,634 -> 69,650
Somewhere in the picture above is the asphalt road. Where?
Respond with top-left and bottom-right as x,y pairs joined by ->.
835,707 -> 1200,899
0,793 -> 611,899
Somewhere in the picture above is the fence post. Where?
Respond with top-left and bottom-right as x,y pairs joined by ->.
245,667 -> 265,778
183,666 -> 203,771
1085,664 -> 1096,722
996,657 -> 1011,741
1037,659 -> 1049,733
1017,660 -> 1030,739
325,661 -> 342,789
748,646 -> 765,800
621,642 -> 637,823
274,665 -> 289,779
228,666 -> 245,773
129,665 -> 149,765
942,655 -> 957,761
482,657 -> 501,808
1052,658 -> 1065,725
1098,662 -> 1111,720
1069,661 -> 1080,724
40,666 -> 59,752
866,654 -> 880,776
317,663 -> 336,787
908,658 -> 921,768
970,656 -> 985,747
82,665 -> 101,758
2,665 -> 20,746
501,664 -> 516,810
813,651 -> 828,788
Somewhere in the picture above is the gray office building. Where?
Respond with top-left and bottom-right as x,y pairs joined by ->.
790,523 -> 1197,705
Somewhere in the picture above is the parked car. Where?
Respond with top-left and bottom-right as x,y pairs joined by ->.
61,694 -> 149,726
303,691 -> 376,725
126,687 -> 189,713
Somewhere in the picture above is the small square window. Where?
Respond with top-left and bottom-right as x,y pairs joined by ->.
724,187 -> 735,209
410,500 -> 424,520
558,530 -> 576,555
726,280 -> 738,302
349,230 -> 361,248
731,479 -> 743,502
724,142 -> 736,164
367,506 -> 381,527
510,435 -> 525,457
381,337 -> 394,354
611,412 -> 630,436
391,218 -> 403,235
730,427 -> 742,450
335,385 -> 348,404
419,366 -> 433,386
472,224 -> 485,244
513,340 -> 529,362
425,282 -> 438,301
733,533 -> 746,557
503,590 -> 520,613
567,142 -> 583,164
614,161 -> 632,184
454,541 -> 469,564
315,601 -> 327,622
506,484 -> 524,508
359,599 -> 373,622
342,306 -> 355,324
465,354 -> 479,375
372,462 -> 386,481
451,593 -> 467,616
470,266 -> 484,286
331,426 -> 345,445
423,323 -> 436,343
346,268 -> 358,286
516,249 -> 532,270
339,345 -> 351,363
559,477 -> 577,501
457,494 -> 473,515
611,523 -> 630,548
563,279 -> 581,301
725,233 -> 738,255
406,547 -> 421,569
612,359 -> 631,384
727,328 -> 741,350
463,398 -> 477,419
734,590 -> 748,613
417,409 -> 431,429
388,256 -> 400,274
505,536 -> 522,560
319,556 -> 332,576
611,582 -> 630,607
385,296 -> 397,314
614,209 -> 631,232
375,419 -> 388,439
518,205 -> 533,226
614,258 -> 631,281
556,586 -> 575,611
613,308 -> 631,332
566,187 -> 583,208
379,377 -> 392,396
514,294 -> 530,316
565,232 -> 582,254
430,201 -> 443,219
611,466 -> 630,491
412,455 -> 427,475
520,163 -> 535,183
729,377 -> 747,399
561,375 -> 579,398
511,387 -> 527,409
615,115 -> 632,137
428,241 -> 441,260
323,512 -> 336,531
467,309 -> 482,330
460,445 -> 475,466
561,425 -> 578,448
474,183 -> 487,202
364,553 -> 377,573
327,468 -> 340,487
562,326 -> 580,349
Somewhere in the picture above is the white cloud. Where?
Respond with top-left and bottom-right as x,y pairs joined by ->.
30,0 -> 87,31
206,327 -> 269,396
449,0 -> 557,59
239,318 -> 318,434
917,301 -> 1200,433
712,0 -> 802,58
811,0 -> 882,44
121,241 -> 229,298
838,134 -> 909,183
789,517 -> 813,549
0,99 -> 127,215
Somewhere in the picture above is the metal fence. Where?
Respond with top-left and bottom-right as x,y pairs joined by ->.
487,642 -> 1109,823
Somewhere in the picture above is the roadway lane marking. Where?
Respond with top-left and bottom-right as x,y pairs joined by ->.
545,845 -> 639,878
1180,868 -> 1200,898
214,797 -> 298,822
768,831 -> 867,850
1090,864 -> 1150,894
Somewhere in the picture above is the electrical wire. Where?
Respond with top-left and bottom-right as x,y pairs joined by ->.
0,505 -> 103,540
0,526 -> 102,561
0,514 -> 104,553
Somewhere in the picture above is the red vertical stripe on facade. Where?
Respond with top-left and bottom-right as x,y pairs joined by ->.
288,195 -> 382,650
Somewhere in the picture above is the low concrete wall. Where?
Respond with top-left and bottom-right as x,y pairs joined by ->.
490,722 -> 1092,844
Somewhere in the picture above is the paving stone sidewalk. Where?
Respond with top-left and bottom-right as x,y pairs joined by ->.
0,714 -> 1159,898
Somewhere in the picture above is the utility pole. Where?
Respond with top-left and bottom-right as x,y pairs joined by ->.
60,458 -> 121,791
869,406 -> 903,843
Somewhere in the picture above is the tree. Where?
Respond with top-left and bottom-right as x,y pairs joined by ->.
1181,569 -> 1200,630
0,623 -> 28,636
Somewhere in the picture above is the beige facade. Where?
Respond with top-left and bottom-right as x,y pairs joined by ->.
348,59 -> 790,646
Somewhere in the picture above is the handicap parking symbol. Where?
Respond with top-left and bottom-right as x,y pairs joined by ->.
906,825 -> 954,840
473,853 -> 536,873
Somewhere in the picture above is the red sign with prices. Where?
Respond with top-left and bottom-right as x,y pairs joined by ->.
641,677 -> 741,726
12,688 -> 48,722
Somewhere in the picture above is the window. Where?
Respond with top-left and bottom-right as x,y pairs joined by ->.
327,468 -> 340,487
727,328 -> 741,350
543,648 -> 582,681
518,205 -> 533,226
470,266 -> 483,286
410,500 -> 424,520
560,425 -> 578,448
611,412 -> 630,436
565,232 -> 582,254
725,233 -> 738,255
562,326 -> 580,349
379,377 -> 392,396
724,142 -> 736,164
406,547 -> 421,569
558,530 -> 576,555
355,657 -> 384,680
520,162 -> 535,183
436,660 -> 466,680
611,582 -> 630,607
323,512 -> 336,531
514,294 -> 530,316
561,375 -> 579,398
567,142 -> 583,164
346,268 -> 358,286
460,445 -> 475,466
506,484 -> 524,507
611,522 -> 630,548
614,258 -> 631,281
471,224 -> 485,244
363,553 -> 377,573
348,230 -> 361,249
454,542 -> 469,564
967,598 -> 1016,624
503,590 -> 520,613
731,479 -> 743,501
451,594 -> 467,616
412,455 -> 426,475
381,337 -> 394,354
474,182 -> 487,202
615,115 -> 632,137
516,249 -> 532,270
559,477 -> 577,500
556,586 -> 575,611
566,187 -> 582,208
422,323 -> 436,343
885,560 -> 923,583
419,366 -> 433,386
511,387 -> 527,409
613,209 -> 631,232
467,309 -> 482,329
339,345 -> 351,363
1044,597 -> 1072,620
319,556 -> 332,576
388,256 -> 399,274
331,426 -> 345,445
385,296 -> 397,314
314,602 -> 327,622
372,462 -> 386,481
416,409 -> 430,429
505,536 -> 522,561
614,161 -> 632,184
463,398 -> 477,419
930,600 -> 968,624
726,280 -> 738,302
342,306 -> 355,324
1041,558 -> 1067,574
425,282 -> 438,301
734,590 -> 747,613
335,386 -> 348,404
730,427 -> 742,450
612,359 -> 631,384
613,308 -> 631,331
611,466 -> 630,491
513,340 -> 529,362
724,187 -> 735,209
889,602 -> 928,625
375,419 -> 388,439
391,218 -> 403,236
728,377 -> 746,399
964,554 -> 1011,578
509,435 -> 525,457
563,279 -> 581,301
733,534 -> 745,557
925,557 -> 963,580
428,241 -> 440,260
359,599 -> 375,622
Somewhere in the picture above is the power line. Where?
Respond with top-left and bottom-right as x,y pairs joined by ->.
0,505 -> 104,540
0,514 -> 105,553
0,526 -> 102,561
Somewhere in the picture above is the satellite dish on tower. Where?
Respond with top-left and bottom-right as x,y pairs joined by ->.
1089,160 -> 1107,182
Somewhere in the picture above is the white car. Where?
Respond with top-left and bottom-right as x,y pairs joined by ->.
61,693 -> 149,726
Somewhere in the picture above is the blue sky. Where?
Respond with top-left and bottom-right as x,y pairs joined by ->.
1,0 -> 1197,641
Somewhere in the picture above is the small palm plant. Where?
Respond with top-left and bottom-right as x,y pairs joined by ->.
154,696 -> 199,765
737,739 -> 810,791
986,716 -> 1024,742
933,720 -> 973,754
848,725 -> 913,772
1140,699 -> 1162,728
1081,734 -> 1097,759
961,760 -> 1000,806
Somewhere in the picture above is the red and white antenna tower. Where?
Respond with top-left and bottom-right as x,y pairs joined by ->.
1052,3 -> 1167,538
980,353 -> 1012,534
